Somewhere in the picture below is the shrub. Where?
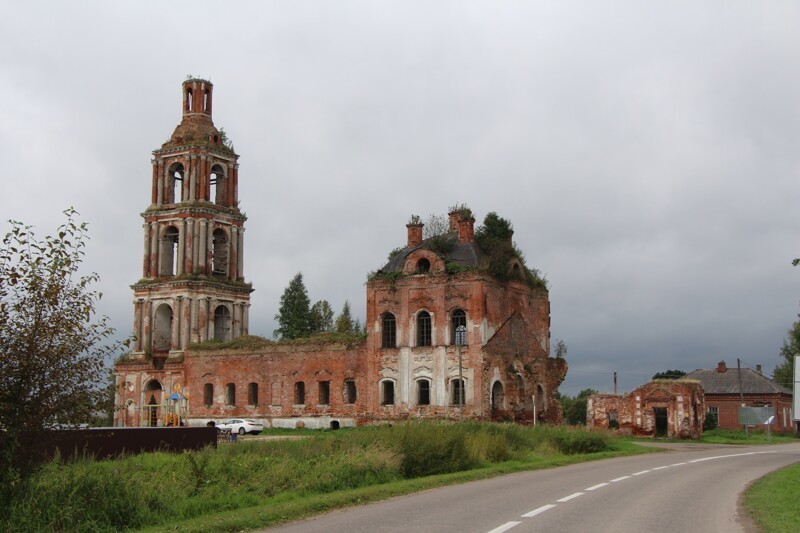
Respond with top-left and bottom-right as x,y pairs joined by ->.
551,429 -> 610,455
703,412 -> 718,431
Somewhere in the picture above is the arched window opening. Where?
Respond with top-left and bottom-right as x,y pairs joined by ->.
294,382 -> 305,405
159,226 -> 179,277
417,311 -> 432,347
416,258 -> 430,273
344,380 -> 357,404
186,88 -> 193,112
226,383 -> 236,405
247,382 -> 258,406
203,90 -> 209,112
204,383 -> 213,406
168,163 -> 185,204
213,305 -> 231,341
145,380 -> 163,392
381,380 -> 395,406
318,381 -> 330,405
330,420 -> 340,430
452,309 -> 467,345
147,394 -> 158,427
536,384 -> 546,413
381,313 -> 396,348
449,378 -> 465,405
491,381 -> 505,412
212,229 -> 228,277
210,164 -> 225,204
417,379 -> 431,406
152,304 -> 173,353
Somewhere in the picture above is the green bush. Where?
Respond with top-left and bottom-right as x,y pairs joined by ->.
703,412 -> 718,431
552,429 -> 610,455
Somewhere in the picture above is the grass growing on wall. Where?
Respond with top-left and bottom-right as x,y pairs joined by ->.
1,423 -> 636,532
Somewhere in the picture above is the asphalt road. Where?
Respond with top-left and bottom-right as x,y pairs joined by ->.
266,442 -> 800,533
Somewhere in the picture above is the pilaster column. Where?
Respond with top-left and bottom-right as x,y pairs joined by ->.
206,224 -> 214,275
207,298 -> 216,340
142,223 -> 151,277
151,160 -> 158,205
132,300 -> 143,352
230,225 -> 239,279
171,298 -> 181,350
181,296 -> 191,350
156,161 -> 164,205
198,219 -> 207,272
233,301 -> 242,338
191,297 -> 200,344
243,303 -> 250,336
177,219 -> 186,275
237,227 -> 244,280
189,156 -> 197,201
150,222 -> 159,277
142,300 -> 153,353
192,220 -> 200,274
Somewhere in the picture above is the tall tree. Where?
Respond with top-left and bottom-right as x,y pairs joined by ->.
335,300 -> 354,334
309,299 -> 334,334
774,319 -> 800,389
273,272 -> 312,340
0,209 -> 124,489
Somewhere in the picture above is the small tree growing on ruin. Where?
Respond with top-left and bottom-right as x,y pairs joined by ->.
0,209 -> 124,494
273,272 -> 312,340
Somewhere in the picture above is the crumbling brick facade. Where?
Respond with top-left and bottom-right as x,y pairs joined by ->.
115,81 -> 567,429
587,381 -> 704,438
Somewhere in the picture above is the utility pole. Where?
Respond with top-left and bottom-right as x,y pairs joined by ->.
614,371 -> 618,396
738,358 -> 748,438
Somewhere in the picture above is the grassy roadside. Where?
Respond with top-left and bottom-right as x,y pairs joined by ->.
1,423 -> 652,532
145,442 -> 648,533
745,462 -> 800,533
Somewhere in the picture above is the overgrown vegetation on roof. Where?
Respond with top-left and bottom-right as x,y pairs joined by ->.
190,335 -> 273,351
475,212 -> 547,288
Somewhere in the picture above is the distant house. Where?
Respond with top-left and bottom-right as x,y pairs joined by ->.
682,361 -> 794,433
587,381 -> 705,438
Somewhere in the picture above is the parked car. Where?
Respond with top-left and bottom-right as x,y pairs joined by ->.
217,419 -> 263,435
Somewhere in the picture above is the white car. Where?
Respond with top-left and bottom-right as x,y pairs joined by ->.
217,419 -> 263,435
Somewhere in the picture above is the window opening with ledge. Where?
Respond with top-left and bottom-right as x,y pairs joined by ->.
318,381 -> 330,405
417,379 -> 431,405
344,380 -> 357,404
226,383 -> 236,406
417,311 -> 432,346
294,382 -> 305,405
381,313 -> 396,348
450,378 -> 465,405
381,381 -> 395,405
213,305 -> 231,341
248,382 -> 258,406
452,308 -> 467,345
204,383 -> 213,406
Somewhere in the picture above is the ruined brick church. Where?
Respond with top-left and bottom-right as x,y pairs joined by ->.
114,80 -> 567,428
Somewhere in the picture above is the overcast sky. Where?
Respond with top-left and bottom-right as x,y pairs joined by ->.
2,2 -> 799,396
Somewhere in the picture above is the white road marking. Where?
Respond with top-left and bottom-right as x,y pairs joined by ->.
670,462 -> 687,466
610,475 -> 630,482
652,466 -> 669,470
487,521 -> 521,533
522,504 -> 556,518
557,492 -> 584,502
585,482 -> 609,491
632,470 -> 650,476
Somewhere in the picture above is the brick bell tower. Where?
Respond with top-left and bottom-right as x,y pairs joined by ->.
130,79 -> 252,363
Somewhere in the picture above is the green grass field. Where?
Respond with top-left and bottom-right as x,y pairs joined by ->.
1,422 -> 649,532
745,462 -> 800,533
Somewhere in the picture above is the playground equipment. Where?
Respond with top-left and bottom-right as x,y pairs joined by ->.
163,385 -> 190,427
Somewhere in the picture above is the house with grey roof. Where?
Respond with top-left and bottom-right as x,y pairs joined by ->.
682,361 -> 794,432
